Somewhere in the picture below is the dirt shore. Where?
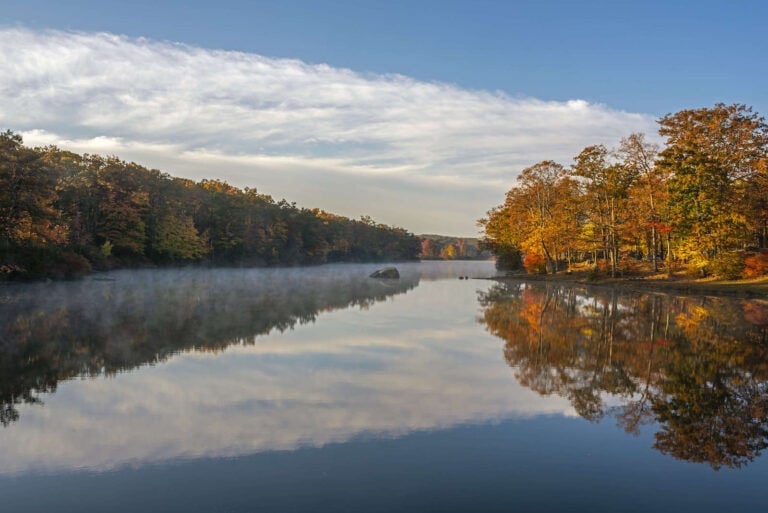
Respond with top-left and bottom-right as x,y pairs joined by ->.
486,270 -> 768,298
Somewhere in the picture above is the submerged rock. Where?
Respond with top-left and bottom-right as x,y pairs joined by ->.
369,267 -> 400,279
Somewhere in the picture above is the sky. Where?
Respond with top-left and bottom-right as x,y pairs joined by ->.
1,0 -> 766,236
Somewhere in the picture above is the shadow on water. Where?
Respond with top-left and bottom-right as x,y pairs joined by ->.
479,281 -> 768,470
0,265 -> 420,426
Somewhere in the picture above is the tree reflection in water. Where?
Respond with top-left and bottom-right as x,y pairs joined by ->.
0,268 -> 419,427
479,281 -> 768,469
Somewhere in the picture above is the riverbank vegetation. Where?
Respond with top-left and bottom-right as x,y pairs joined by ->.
480,104 -> 768,281
0,132 -> 421,280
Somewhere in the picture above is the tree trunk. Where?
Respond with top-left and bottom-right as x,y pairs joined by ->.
666,233 -> 673,278
541,240 -> 555,274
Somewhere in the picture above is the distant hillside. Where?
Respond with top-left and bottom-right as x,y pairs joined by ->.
418,234 -> 492,260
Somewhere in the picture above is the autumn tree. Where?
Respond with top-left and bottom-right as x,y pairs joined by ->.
455,238 -> 467,258
0,131 -> 65,247
552,175 -> 585,269
618,133 -> 666,271
84,157 -> 152,259
517,161 -> 564,272
571,145 -> 638,277
479,203 -> 523,270
481,161 -> 583,273
420,238 -> 438,259
658,104 -> 768,274
440,242 -> 457,259
744,158 -> 768,247
146,173 -> 207,262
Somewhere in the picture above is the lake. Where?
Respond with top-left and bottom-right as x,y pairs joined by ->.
1,261 -> 766,512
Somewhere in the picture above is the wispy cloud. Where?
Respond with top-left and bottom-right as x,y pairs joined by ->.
0,28 -> 656,234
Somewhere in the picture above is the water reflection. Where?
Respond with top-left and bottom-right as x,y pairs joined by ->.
0,265 -> 421,427
3,262 -> 571,475
479,281 -> 768,469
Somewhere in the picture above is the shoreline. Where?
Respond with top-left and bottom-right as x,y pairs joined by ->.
484,270 -> 768,299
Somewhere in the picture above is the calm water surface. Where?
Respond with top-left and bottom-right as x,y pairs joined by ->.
1,261 -> 766,512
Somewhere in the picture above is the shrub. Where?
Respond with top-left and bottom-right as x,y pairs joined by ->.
494,246 -> 523,271
523,252 -> 547,274
685,259 -> 709,277
744,251 -> 768,278
710,252 -> 745,280
618,256 -> 645,276
0,245 -> 93,281
51,252 -> 92,279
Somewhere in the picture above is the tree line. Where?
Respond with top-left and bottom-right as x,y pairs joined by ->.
0,131 -> 421,279
481,104 -> 768,278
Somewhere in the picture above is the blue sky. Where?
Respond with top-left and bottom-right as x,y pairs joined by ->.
2,1 -> 766,235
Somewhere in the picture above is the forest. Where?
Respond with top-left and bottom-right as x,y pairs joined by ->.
481,104 -> 768,279
0,132 -> 421,279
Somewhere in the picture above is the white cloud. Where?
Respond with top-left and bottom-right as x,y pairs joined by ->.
0,28 -> 657,235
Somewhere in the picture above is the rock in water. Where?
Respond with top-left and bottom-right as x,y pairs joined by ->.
369,267 -> 400,279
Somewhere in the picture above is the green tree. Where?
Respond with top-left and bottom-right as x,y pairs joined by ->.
479,203 -> 523,270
